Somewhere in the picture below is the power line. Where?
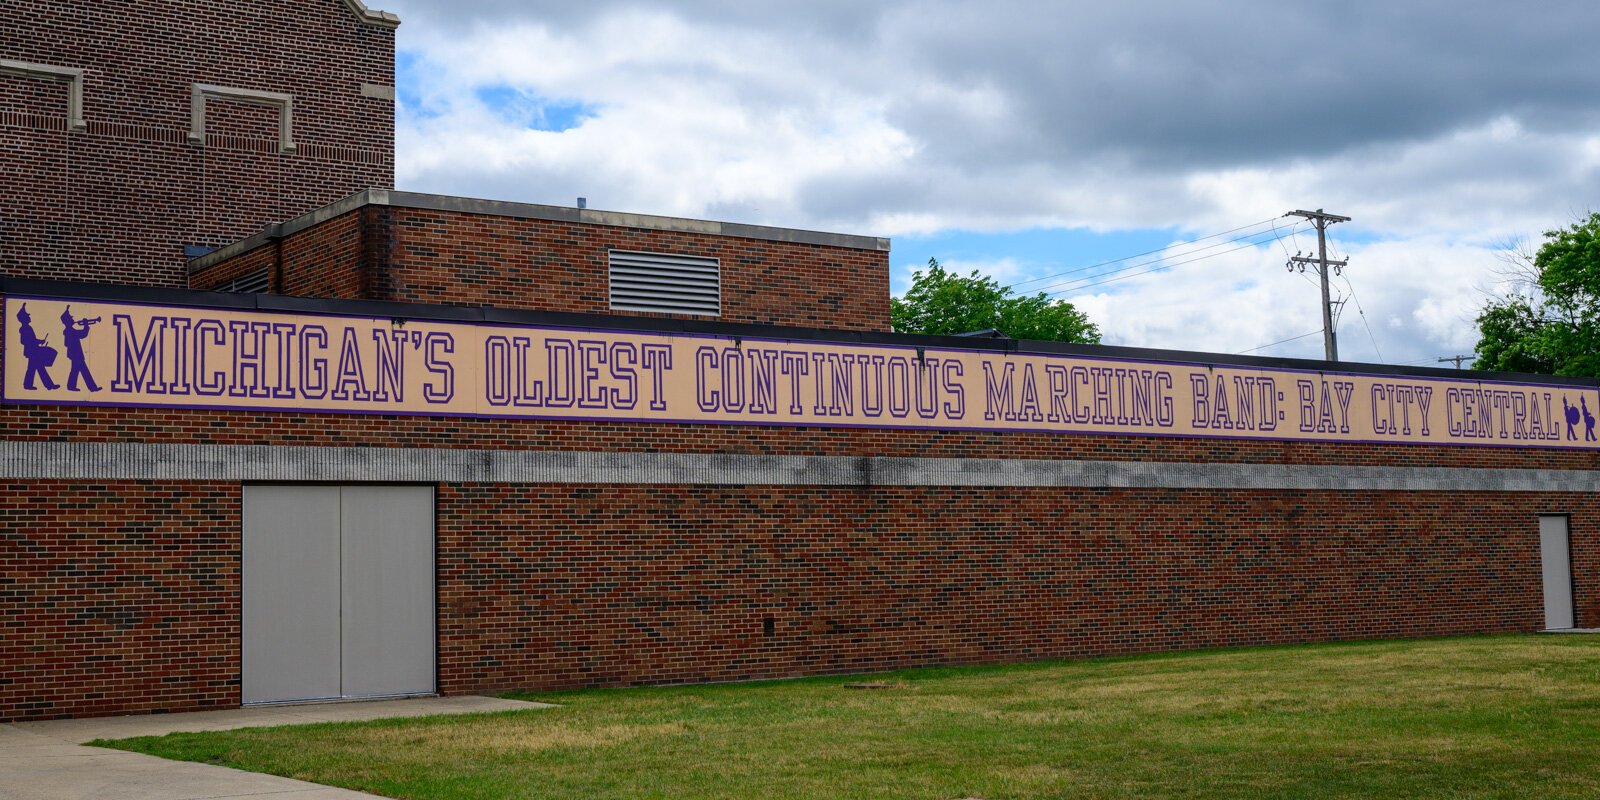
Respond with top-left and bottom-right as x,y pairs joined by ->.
1341,275 -> 1382,362
1236,330 -> 1323,355
1040,225 -> 1301,296
1043,237 -> 1277,295
1005,216 -> 1284,291
1027,225 -> 1292,294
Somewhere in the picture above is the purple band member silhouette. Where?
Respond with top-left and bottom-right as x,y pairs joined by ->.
1584,397 -> 1597,443
16,304 -> 60,391
59,306 -> 102,392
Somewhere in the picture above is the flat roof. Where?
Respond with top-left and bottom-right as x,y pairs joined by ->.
189,189 -> 891,273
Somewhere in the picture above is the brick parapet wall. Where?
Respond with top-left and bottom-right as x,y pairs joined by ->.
5,281 -> 1587,470
373,207 -> 891,331
0,0 -> 394,286
191,204 -> 892,330
184,244 -> 277,293
189,209 -> 367,296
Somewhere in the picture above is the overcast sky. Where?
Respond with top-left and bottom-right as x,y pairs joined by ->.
377,0 -> 1600,366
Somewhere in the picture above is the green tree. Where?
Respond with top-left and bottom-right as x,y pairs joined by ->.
1475,212 -> 1600,377
890,258 -> 1100,343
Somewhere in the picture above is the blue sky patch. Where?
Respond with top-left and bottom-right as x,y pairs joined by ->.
891,226 -> 1184,297
395,51 -> 434,117
396,51 -> 599,132
473,85 -> 599,132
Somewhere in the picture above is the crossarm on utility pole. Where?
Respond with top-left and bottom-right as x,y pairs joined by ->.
1284,209 -> 1351,362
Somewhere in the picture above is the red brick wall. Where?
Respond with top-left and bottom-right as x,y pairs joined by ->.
283,210 -> 371,298
189,210 -> 367,296
435,485 -> 1595,694
374,208 -> 891,331
2,477 -> 1591,722
187,244 -> 277,293
2,285 -> 1595,720
0,481 -> 241,721
192,205 -> 892,330
0,0 -> 394,287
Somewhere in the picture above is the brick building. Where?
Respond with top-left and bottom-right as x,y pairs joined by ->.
0,0 -> 396,286
2,1 -> 1596,722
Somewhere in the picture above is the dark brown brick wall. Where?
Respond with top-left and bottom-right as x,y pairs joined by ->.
435,485 -> 1596,694
189,209 -> 367,296
3,478 -> 1592,722
192,205 -> 892,330
190,243 -> 278,293
0,0 -> 394,287
0,481 -> 241,721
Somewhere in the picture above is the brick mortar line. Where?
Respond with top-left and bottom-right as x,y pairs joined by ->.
3,441 -> 1598,491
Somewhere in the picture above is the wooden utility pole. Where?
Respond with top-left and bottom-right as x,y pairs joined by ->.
1286,209 -> 1351,361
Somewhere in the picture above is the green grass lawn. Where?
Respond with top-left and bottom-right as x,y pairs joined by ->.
100,635 -> 1600,799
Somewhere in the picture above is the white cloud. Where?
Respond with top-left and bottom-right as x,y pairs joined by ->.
375,0 -> 1600,363
1052,235 -> 1505,366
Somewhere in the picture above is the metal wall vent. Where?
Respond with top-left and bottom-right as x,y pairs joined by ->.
608,250 -> 721,316
216,268 -> 270,294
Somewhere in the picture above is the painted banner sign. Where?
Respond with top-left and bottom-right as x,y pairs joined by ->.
4,296 -> 1599,449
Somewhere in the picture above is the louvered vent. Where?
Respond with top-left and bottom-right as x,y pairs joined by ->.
216,268 -> 270,294
608,250 -> 721,316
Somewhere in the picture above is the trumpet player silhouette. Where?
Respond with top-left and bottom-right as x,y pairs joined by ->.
16,304 -> 60,391
60,306 -> 102,392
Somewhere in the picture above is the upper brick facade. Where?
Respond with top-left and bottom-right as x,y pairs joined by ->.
0,0 -> 396,287
189,190 -> 895,331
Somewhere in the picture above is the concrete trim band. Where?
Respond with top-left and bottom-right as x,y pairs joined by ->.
3,441 -> 1598,491
341,0 -> 401,27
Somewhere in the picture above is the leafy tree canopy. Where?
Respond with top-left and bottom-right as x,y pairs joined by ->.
890,258 -> 1100,343
1475,212 -> 1600,377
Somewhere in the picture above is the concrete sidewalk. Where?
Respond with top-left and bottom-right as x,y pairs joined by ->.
0,696 -> 552,800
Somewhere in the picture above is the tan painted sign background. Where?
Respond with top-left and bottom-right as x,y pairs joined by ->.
5,296 -> 1598,448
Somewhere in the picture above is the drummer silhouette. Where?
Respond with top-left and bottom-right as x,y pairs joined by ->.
60,305 -> 102,392
16,304 -> 60,391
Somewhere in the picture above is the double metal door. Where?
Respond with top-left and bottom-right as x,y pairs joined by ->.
242,485 -> 436,704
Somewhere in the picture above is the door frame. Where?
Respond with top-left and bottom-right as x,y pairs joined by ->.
1539,513 -> 1575,631
240,482 -> 440,705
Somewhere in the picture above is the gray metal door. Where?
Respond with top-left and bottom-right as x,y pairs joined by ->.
242,485 -> 435,704
340,486 -> 436,698
243,485 -> 343,704
1540,515 -> 1574,630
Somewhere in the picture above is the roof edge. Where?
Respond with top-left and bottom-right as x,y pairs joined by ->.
380,190 -> 890,251
189,188 -> 890,273
341,0 -> 400,28
189,189 -> 381,273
